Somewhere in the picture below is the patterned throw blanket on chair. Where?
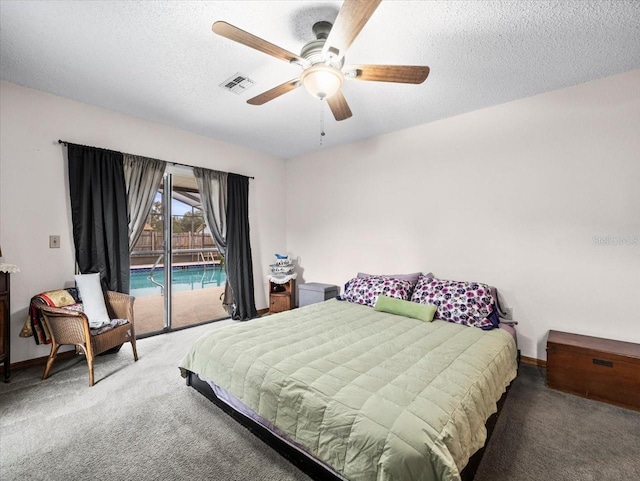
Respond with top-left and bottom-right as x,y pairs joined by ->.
20,288 -> 82,345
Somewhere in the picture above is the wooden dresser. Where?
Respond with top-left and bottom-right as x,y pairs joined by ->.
0,271 -> 10,383
547,330 -> 640,411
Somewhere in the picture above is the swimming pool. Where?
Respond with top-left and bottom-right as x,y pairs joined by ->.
130,265 -> 226,297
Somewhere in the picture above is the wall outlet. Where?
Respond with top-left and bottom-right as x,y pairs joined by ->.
503,307 -> 513,320
49,235 -> 60,248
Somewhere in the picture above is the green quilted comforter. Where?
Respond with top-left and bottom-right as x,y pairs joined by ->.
180,299 -> 517,481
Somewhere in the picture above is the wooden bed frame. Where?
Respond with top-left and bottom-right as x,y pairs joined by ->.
185,370 -> 512,481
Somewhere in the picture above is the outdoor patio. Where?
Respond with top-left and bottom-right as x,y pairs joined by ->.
133,286 -> 228,335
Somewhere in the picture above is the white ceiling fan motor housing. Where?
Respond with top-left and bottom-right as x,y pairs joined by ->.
300,21 -> 344,69
299,21 -> 345,99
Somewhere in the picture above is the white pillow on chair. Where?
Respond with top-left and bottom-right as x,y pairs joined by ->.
75,273 -> 111,329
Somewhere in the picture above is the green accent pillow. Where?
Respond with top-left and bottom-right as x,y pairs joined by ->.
374,295 -> 437,322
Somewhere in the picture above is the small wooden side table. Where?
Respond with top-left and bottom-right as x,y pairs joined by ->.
269,278 -> 296,314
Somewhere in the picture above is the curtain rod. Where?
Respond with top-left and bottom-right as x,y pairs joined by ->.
57,139 -> 255,179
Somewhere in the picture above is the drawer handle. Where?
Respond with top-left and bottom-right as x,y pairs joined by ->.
593,358 -> 613,368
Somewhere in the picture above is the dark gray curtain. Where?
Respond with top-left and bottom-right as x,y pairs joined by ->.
225,174 -> 257,320
68,144 -> 130,293
123,154 -> 166,248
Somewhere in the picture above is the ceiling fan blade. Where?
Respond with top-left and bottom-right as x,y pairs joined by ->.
326,90 -> 352,121
212,21 -> 303,64
345,64 -> 430,84
322,0 -> 382,58
247,79 -> 300,105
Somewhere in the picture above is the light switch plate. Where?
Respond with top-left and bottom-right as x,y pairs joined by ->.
49,235 -> 60,248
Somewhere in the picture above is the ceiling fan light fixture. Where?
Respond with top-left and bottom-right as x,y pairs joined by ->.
300,64 -> 344,100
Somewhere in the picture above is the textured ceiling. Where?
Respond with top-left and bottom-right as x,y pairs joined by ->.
1,1 -> 639,159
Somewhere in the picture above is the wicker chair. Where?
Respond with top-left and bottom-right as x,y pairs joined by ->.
36,291 -> 138,386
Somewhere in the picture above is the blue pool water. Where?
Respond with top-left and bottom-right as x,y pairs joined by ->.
130,266 -> 226,297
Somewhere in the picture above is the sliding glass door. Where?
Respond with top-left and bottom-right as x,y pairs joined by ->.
130,169 -> 227,337
168,173 -> 227,331
129,177 -> 166,334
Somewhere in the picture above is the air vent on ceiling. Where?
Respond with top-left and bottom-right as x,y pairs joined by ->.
219,73 -> 256,94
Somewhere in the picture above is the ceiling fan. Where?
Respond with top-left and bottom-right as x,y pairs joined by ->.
212,0 -> 430,121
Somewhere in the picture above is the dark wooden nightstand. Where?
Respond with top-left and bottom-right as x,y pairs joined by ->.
269,279 -> 296,314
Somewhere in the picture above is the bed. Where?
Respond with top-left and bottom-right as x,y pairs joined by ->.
180,298 -> 517,481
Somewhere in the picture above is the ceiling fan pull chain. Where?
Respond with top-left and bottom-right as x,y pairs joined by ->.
320,99 -> 326,146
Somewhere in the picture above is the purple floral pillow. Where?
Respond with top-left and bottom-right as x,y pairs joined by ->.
410,275 -> 496,329
342,275 -> 414,307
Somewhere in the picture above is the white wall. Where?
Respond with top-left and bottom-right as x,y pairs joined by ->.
286,70 -> 640,361
3,71 -> 639,364
0,81 -> 287,363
